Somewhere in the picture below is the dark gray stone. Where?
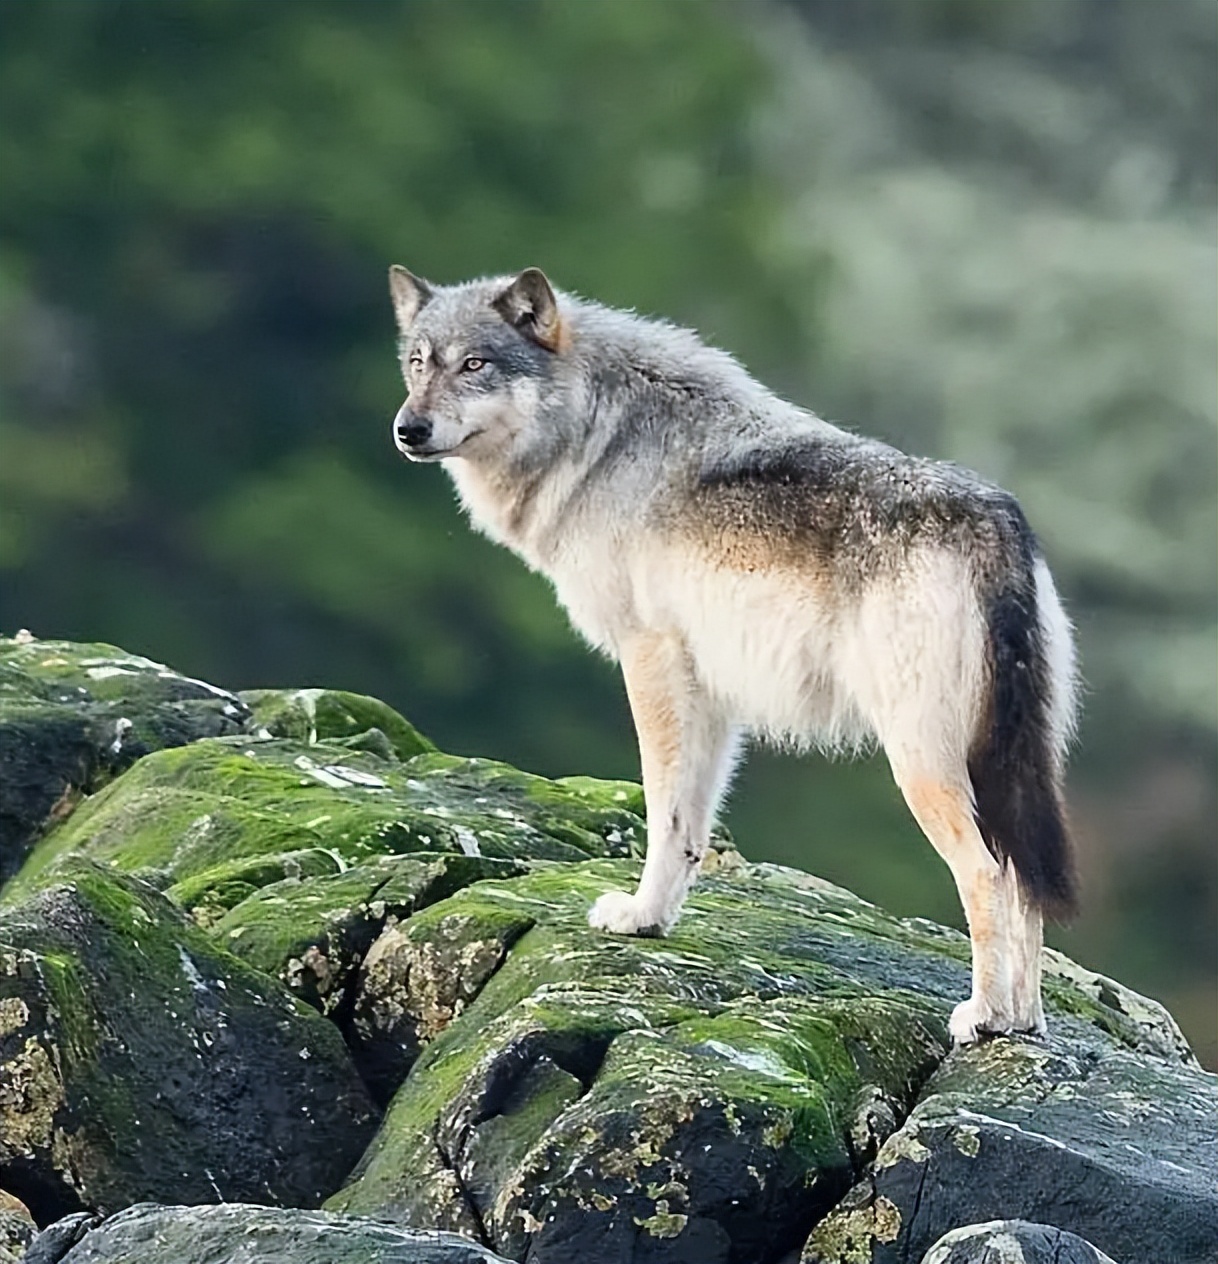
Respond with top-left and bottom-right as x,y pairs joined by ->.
803,1032 -> 1218,1264
27,1203 -> 511,1263
920,1220 -> 1118,1263
0,867 -> 377,1223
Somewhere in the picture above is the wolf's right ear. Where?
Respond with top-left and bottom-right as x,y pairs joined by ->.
493,268 -> 564,351
389,265 -> 433,331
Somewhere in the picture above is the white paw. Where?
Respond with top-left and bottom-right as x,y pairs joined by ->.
949,995 -> 1012,1045
588,890 -> 667,937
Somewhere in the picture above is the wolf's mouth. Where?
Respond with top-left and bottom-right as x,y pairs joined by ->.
401,430 -> 482,462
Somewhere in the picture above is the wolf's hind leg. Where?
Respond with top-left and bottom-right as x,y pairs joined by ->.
892,769 -> 1024,1043
1012,897 -> 1046,1036
589,631 -> 737,937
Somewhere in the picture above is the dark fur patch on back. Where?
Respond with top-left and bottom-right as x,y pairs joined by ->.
969,559 -> 1079,920
691,438 -> 1032,583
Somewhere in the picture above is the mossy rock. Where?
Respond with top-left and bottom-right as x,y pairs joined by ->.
26,1203 -> 512,1263
0,636 -> 248,884
329,861 -> 957,1260
0,865 -> 377,1223
803,1032 -> 1218,1264
329,859 -> 1207,1263
0,1196 -> 34,1264
7,739 -> 652,905
213,851 -> 522,1026
240,687 -> 436,762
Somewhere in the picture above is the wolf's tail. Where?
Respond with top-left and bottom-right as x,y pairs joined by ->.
968,552 -> 1079,920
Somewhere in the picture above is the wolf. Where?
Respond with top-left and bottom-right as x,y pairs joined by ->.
387,265 -> 1079,1044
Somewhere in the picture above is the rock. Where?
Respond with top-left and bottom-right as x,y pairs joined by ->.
0,636 -> 248,883
26,1203 -> 512,1264
348,881 -> 540,1103
18,1211 -> 98,1264
0,1189 -> 35,1264
919,1220 -> 1118,1264
0,865 -> 377,1221
1,638 -> 1210,1264
328,860 -> 1214,1264
802,1030 -> 1217,1264
9,740 -> 650,909
214,851 -> 520,1025
239,686 -> 436,761
329,862 -> 957,1260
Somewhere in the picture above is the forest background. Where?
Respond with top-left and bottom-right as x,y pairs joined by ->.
1,0 -> 1214,1064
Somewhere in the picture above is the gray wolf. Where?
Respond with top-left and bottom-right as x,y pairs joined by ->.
387,265 -> 1079,1043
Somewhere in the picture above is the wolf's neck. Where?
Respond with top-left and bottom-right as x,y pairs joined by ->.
445,456 -> 578,570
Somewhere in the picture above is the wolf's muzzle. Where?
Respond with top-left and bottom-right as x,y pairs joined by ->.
393,405 -> 432,453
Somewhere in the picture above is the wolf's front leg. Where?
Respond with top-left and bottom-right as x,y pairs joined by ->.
589,631 -> 737,937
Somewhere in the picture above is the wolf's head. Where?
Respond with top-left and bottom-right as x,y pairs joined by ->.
388,267 -> 569,465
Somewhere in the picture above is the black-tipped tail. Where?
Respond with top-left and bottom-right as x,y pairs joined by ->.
969,577 -> 1078,921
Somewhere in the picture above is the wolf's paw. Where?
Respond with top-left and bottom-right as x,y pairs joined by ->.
949,995 -> 1013,1045
588,891 -> 667,938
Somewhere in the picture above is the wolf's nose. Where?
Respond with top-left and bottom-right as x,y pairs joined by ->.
394,408 -> 432,448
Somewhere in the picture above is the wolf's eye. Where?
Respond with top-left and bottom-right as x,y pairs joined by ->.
461,357 -> 486,373
408,354 -> 423,372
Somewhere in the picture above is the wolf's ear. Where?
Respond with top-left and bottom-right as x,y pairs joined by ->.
493,268 -> 563,351
389,265 -> 433,331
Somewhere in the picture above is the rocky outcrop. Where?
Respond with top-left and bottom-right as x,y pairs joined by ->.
0,634 -> 1214,1264
803,1027 -> 1213,1263
22,1204 -> 513,1263
0,864 -> 377,1222
325,862 -> 1217,1264
0,637 -> 248,882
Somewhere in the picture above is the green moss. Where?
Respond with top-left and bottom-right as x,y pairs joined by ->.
0,862 -> 378,1213
10,739 -> 651,907
213,851 -> 521,1012
240,687 -> 436,761
331,859 -> 950,1246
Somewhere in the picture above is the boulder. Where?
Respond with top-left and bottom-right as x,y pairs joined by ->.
802,1025 -> 1217,1264
23,1203 -> 512,1264
328,861 -> 1215,1264
0,1189 -> 35,1264
0,635 -> 248,882
0,865 -> 377,1222
9,740 -> 650,909
327,861 -> 948,1259
214,851 -> 520,1024
1,638 -> 1212,1264
918,1221 -> 1117,1264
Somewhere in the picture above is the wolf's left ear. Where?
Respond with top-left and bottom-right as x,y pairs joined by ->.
493,268 -> 563,351
389,265 -> 433,331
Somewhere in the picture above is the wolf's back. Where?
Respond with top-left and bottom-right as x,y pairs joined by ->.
968,541 -> 1079,920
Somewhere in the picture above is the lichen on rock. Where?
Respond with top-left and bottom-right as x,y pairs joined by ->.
0,864 -> 378,1222
1,638 -> 1213,1264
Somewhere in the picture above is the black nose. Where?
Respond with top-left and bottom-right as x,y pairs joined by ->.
394,407 -> 432,448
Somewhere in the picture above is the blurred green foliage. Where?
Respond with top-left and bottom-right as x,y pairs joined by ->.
0,0 -> 1213,1061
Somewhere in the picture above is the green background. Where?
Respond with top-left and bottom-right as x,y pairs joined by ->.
0,0 -> 1213,1064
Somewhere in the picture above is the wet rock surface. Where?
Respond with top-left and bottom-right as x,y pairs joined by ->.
803,1028 -> 1217,1264
0,865 -> 377,1222
0,636 -> 248,883
24,1203 -> 513,1263
0,638 -> 1213,1264
917,1221 -> 1117,1264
